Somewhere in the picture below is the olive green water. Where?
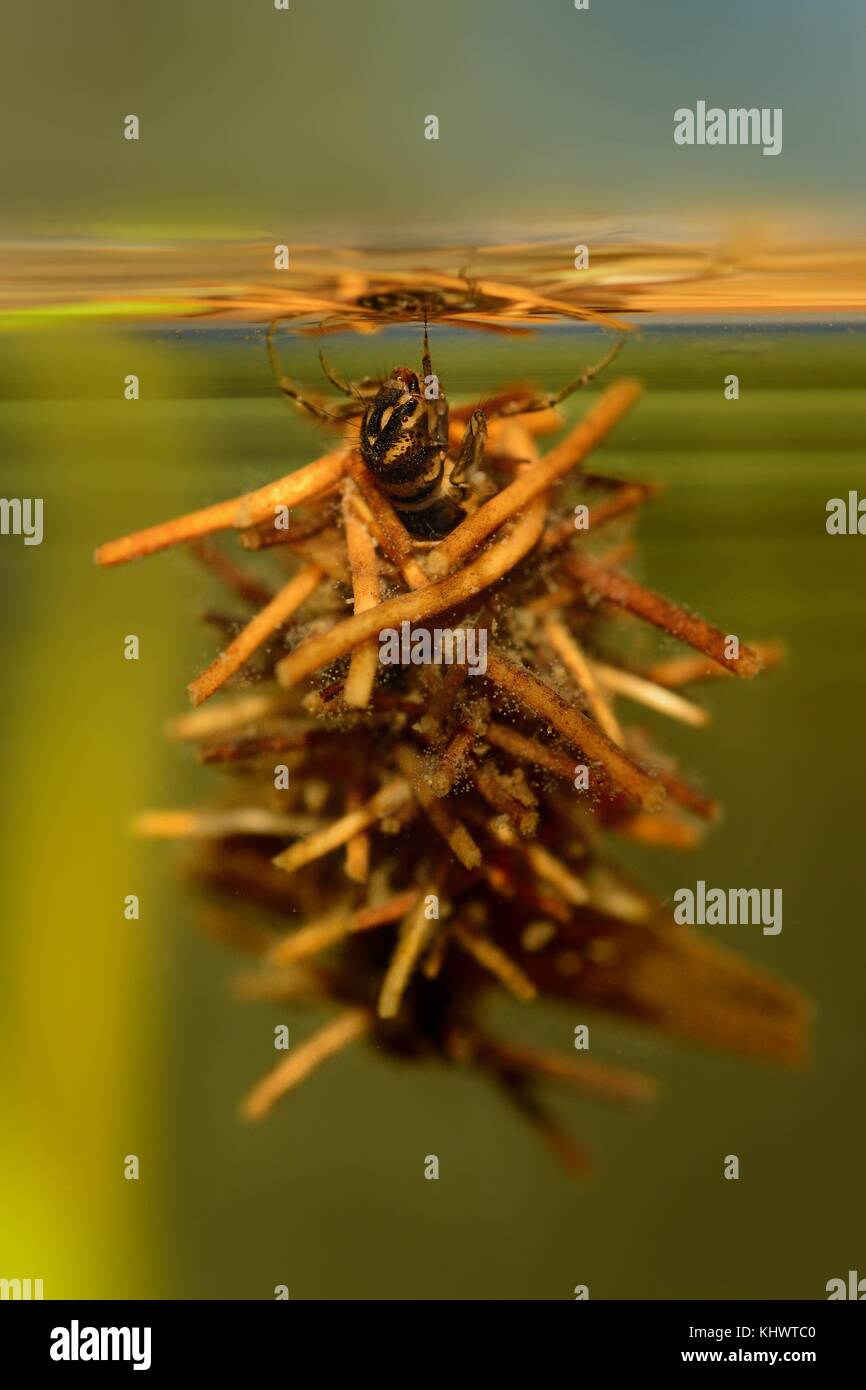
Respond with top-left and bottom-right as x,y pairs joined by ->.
1,322 -> 863,1299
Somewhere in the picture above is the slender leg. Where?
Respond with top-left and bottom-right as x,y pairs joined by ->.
421,320 -> 452,454
485,332 -> 629,421
318,350 -> 385,409
449,409 -> 487,496
266,320 -> 339,424
318,350 -> 355,397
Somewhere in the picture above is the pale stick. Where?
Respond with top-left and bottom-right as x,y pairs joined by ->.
95,448 -> 349,567
132,807 -> 323,839
591,660 -> 710,728
267,911 -> 349,966
240,1008 -> 371,1121
188,563 -> 325,706
341,483 -> 384,708
267,890 -> 422,969
168,691 -> 303,741
452,925 -> 538,1002
543,616 -> 624,744
645,640 -> 784,688
479,813 -> 589,907
378,890 -> 441,1020
271,778 -> 411,875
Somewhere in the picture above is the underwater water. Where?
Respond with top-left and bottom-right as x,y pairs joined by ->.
1,316 -> 864,1299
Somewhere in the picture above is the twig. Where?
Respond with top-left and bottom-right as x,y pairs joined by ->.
240,1008 -> 371,1120
271,778 -> 411,874
452,924 -> 538,1001
485,648 -> 665,811
568,555 -> 763,678
96,448 -> 348,567
394,744 -> 481,869
543,616 -> 624,744
276,495 -> 547,689
188,563 -> 325,706
341,483 -> 383,708
591,660 -> 710,728
424,380 -> 642,579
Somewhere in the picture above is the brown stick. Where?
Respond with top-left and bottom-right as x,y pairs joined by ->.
424,380 -> 642,579
343,784 -> 370,883
275,497 -> 547,688
378,876 -> 445,1020
394,745 -> 481,869
344,453 -> 429,589
485,721 -> 575,780
189,540 -> 275,606
198,731 -> 310,764
452,925 -> 538,1001
485,648 -> 664,811
95,448 -> 349,567
494,1073 -> 593,1175
271,778 -> 411,875
647,767 -> 719,822
568,555 -> 763,678
240,1008 -> 371,1120
471,761 -> 539,837
480,1039 -> 657,1104
188,563 -> 325,706
541,482 -> 657,552
429,725 -> 478,797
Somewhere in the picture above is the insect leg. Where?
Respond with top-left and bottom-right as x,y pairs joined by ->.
449,409 -> 487,496
266,321 -> 337,424
318,351 -> 387,407
317,351 -> 355,396
485,332 -> 629,421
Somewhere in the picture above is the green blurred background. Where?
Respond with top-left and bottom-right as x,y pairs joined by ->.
1,0 -> 865,1300
1,322 -> 864,1299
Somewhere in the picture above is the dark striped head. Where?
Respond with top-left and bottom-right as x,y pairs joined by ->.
361,370 -> 423,465
360,367 -> 447,506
